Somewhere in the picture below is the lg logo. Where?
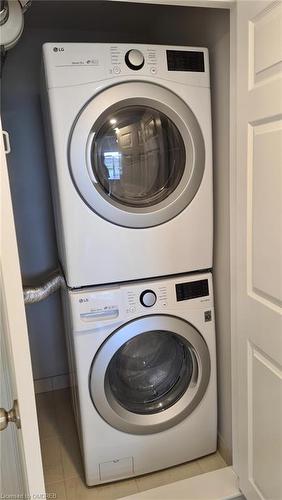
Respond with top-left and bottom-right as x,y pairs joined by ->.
53,47 -> 64,52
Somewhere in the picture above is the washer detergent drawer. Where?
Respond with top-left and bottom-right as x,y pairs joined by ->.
69,288 -> 123,331
99,457 -> 134,481
80,309 -> 119,322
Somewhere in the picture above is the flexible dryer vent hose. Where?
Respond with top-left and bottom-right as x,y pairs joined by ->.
23,269 -> 65,304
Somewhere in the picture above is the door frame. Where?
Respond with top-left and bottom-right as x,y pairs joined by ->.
0,120 -> 45,495
0,0 -> 240,495
230,2 -> 282,498
229,0 -> 240,475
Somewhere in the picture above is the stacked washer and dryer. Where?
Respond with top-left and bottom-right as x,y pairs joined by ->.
42,43 -> 217,486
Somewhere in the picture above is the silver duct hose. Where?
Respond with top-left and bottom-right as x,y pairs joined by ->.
23,269 -> 66,304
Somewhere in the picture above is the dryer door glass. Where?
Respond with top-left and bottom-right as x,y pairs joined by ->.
90,106 -> 186,208
106,331 -> 194,415
70,82 -> 206,228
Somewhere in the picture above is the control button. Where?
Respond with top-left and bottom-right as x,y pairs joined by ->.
125,49 -> 145,70
150,67 -> 157,74
140,290 -> 157,308
113,66 -> 121,74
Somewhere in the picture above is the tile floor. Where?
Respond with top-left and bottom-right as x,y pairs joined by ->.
36,389 -> 226,500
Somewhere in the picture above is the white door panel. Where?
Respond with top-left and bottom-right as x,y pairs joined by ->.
0,309 -> 25,495
235,1 -> 282,499
0,121 -> 45,496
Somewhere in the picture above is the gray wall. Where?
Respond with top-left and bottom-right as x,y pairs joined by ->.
1,0 -> 231,458
210,31 -> 232,464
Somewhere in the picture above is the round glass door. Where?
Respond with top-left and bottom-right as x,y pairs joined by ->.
106,331 -> 193,415
70,82 -> 205,228
91,106 -> 186,208
90,315 -> 210,434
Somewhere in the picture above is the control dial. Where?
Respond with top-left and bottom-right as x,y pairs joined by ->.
140,290 -> 157,308
125,49 -> 145,70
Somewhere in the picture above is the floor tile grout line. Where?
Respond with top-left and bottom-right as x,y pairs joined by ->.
46,480 -> 68,500
38,392 -> 70,498
46,479 -> 67,487
52,389 -> 84,483
41,437 -> 65,485
38,389 -> 82,500
54,393 -> 74,484
38,391 -> 66,486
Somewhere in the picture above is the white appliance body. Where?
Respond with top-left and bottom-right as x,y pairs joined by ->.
62,272 -> 217,486
42,43 -> 213,287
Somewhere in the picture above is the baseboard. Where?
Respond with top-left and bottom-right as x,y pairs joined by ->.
120,466 -> 243,500
218,432 -> 233,465
34,373 -> 70,393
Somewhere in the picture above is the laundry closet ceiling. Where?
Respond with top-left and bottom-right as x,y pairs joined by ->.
26,0 -> 228,46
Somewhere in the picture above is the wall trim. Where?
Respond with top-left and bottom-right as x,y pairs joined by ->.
218,432 -> 233,465
34,374 -> 70,394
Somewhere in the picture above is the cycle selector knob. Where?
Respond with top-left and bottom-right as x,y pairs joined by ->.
140,290 -> 157,308
125,49 -> 145,70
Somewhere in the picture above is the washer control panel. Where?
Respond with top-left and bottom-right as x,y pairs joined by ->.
70,273 -> 213,330
140,289 -> 157,307
125,284 -> 168,314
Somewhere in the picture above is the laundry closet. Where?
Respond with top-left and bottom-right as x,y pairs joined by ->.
1,1 -> 281,500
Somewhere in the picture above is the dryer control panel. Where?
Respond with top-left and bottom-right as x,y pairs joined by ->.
43,43 -> 210,89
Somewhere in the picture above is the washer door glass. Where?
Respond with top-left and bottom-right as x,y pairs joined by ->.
89,315 -> 211,434
106,331 -> 193,414
91,106 -> 186,208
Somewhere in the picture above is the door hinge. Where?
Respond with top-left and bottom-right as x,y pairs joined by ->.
2,130 -> 11,154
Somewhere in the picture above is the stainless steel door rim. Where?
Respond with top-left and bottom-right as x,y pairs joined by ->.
69,81 -> 205,228
89,315 -> 211,434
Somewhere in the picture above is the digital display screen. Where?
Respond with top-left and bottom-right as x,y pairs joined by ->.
176,279 -> 209,301
167,50 -> 205,72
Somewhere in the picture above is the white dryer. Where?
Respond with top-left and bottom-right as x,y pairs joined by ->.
42,43 -> 213,287
62,272 -> 217,485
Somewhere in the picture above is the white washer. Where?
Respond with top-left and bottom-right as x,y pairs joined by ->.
62,272 -> 217,485
42,43 -> 213,288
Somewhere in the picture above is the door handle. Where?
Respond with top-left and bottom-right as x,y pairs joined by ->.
0,399 -> 21,431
